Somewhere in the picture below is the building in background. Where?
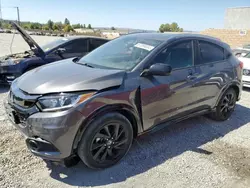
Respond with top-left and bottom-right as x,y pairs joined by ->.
225,7 -> 250,29
74,28 -> 95,33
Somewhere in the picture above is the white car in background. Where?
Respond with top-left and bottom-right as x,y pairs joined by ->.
239,52 -> 250,87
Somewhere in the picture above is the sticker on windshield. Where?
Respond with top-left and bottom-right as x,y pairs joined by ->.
134,43 -> 155,51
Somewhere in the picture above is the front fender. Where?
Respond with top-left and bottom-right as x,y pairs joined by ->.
72,87 -> 143,151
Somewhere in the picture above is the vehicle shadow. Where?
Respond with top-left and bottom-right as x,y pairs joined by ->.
0,85 -> 10,93
48,104 -> 250,187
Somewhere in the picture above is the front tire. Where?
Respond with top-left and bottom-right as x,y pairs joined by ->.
209,88 -> 237,121
77,112 -> 133,169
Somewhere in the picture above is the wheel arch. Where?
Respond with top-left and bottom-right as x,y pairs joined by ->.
72,104 -> 142,151
215,82 -> 241,107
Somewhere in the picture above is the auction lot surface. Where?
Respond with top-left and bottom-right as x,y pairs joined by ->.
0,33 -> 250,188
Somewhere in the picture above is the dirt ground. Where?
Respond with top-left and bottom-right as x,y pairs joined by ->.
0,33 -> 250,188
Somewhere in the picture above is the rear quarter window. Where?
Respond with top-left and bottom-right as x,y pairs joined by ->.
198,41 -> 224,64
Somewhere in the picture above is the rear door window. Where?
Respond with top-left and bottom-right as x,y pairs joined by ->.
198,41 -> 224,64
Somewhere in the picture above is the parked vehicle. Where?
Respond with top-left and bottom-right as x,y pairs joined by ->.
243,44 -> 250,49
238,52 -> 250,87
4,29 -> 11,34
232,48 -> 250,57
0,22 -> 109,84
5,33 -> 242,169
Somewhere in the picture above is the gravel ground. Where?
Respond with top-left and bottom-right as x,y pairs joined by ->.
0,33 -> 250,188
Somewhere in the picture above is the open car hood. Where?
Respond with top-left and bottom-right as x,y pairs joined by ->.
11,21 -> 45,58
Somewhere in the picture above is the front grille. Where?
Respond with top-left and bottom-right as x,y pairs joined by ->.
9,89 -> 36,108
243,69 -> 250,76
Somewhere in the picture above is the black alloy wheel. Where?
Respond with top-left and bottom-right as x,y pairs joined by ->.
209,88 -> 236,121
219,91 -> 236,118
91,123 -> 129,162
77,113 -> 133,169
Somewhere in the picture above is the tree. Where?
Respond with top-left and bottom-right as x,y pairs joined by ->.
87,24 -> 92,29
83,24 -> 86,28
0,21 -> 2,28
23,25 -> 29,29
64,18 -> 70,26
170,22 -> 179,32
63,24 -> 73,32
43,25 -> 49,30
159,22 -> 183,33
29,22 -> 42,30
2,22 -> 12,29
72,23 -> 81,29
47,19 -> 53,30
54,22 -> 63,31
111,26 -> 115,30
53,24 -> 59,31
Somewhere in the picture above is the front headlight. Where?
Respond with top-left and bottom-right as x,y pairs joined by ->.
1,60 -> 16,66
36,92 -> 95,112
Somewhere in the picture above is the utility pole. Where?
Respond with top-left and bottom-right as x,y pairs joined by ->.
0,0 -> 2,20
15,7 -> 20,24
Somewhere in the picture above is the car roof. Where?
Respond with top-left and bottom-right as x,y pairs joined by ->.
64,36 -> 109,41
124,33 -> 229,49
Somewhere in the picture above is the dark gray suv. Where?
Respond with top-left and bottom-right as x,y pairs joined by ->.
5,33 -> 243,169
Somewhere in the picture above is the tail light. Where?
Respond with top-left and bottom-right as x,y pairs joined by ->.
239,61 -> 243,69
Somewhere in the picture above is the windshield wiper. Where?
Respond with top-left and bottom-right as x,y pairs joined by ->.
82,63 -> 94,68
73,58 -> 94,68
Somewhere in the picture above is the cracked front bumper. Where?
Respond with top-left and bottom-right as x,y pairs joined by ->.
4,100 -> 84,161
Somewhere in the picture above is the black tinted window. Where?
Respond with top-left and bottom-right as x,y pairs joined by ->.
198,41 -> 224,64
64,39 -> 88,53
154,41 -> 193,69
90,39 -> 107,51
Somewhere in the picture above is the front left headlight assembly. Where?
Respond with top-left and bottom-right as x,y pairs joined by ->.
36,92 -> 96,112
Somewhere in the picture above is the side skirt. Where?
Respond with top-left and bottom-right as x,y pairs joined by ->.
138,108 -> 211,136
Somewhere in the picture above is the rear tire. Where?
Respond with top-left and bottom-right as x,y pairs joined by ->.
77,112 -> 133,169
209,88 -> 237,121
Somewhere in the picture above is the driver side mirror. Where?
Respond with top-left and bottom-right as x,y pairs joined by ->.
141,63 -> 172,77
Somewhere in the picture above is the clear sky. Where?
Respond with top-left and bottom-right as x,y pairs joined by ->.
1,0 -> 250,31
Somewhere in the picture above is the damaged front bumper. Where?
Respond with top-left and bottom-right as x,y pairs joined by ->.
4,94 -> 85,162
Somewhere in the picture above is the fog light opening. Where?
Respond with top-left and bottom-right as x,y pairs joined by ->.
29,140 -> 39,151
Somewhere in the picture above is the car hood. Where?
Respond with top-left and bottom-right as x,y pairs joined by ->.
16,59 -> 126,94
11,22 -> 45,58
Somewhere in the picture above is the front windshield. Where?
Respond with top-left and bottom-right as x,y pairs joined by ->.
78,35 -> 163,70
41,38 -> 69,52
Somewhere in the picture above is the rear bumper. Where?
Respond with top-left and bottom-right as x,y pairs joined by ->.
242,75 -> 250,87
